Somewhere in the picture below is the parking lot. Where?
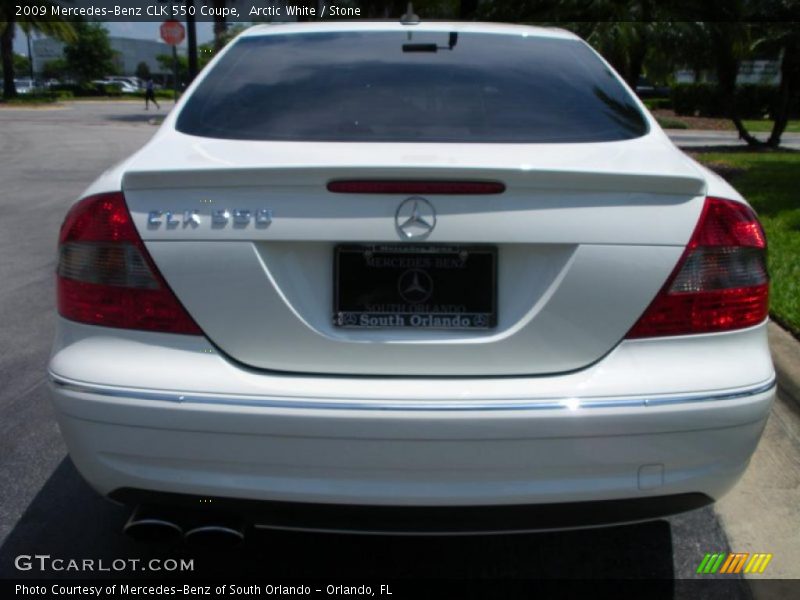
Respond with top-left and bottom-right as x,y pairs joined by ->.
0,101 -> 797,591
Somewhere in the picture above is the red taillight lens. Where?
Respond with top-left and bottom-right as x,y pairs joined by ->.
626,197 -> 768,338
326,180 -> 506,194
57,192 -> 202,335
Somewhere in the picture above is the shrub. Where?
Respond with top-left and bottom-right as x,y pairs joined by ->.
48,82 -> 123,97
672,84 -> 722,117
656,116 -> 689,129
643,98 -> 673,110
671,83 -> 799,119
131,89 -> 174,100
2,94 -> 58,105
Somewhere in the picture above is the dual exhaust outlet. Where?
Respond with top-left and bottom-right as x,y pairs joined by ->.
123,505 -> 245,547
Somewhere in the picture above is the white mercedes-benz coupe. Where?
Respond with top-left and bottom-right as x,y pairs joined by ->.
49,21 -> 774,541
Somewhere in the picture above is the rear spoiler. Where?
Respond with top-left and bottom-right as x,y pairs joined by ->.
123,167 -> 706,196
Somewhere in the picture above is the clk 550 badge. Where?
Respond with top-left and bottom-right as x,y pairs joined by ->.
147,209 -> 273,228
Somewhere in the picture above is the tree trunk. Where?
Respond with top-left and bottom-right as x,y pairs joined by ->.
624,18 -> 650,91
716,31 -> 764,148
767,42 -> 799,148
212,0 -> 227,51
1,17 -> 17,99
626,35 -> 647,90
186,0 -> 198,80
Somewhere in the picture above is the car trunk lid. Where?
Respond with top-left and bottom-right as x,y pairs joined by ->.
121,134 -> 706,376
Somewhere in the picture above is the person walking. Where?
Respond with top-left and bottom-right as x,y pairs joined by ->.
145,79 -> 160,110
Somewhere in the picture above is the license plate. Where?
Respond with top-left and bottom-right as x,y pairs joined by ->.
334,244 -> 497,329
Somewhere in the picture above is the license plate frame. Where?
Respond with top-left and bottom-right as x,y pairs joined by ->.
333,244 -> 497,330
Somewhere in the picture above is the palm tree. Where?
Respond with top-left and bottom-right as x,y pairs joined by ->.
1,0 -> 76,99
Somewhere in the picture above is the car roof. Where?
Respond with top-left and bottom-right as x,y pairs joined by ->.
240,21 -> 579,41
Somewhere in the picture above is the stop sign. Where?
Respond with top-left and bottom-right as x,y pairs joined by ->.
160,20 -> 185,46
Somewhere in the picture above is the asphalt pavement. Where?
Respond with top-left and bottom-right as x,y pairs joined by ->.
664,129 -> 800,150
0,101 -> 795,591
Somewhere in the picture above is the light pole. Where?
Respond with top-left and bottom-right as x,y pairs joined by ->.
172,44 -> 178,102
186,0 -> 198,80
26,29 -> 34,82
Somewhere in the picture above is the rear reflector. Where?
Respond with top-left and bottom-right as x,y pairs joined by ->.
326,180 -> 506,195
57,192 -> 202,335
626,197 -> 768,338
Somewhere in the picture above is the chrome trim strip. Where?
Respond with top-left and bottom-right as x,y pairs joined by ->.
48,373 -> 776,412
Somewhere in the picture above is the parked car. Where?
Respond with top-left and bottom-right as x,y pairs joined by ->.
106,76 -> 142,91
49,21 -> 774,542
92,79 -> 139,94
636,76 -> 671,99
14,78 -> 35,95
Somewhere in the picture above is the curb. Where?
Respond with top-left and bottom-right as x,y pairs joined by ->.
768,321 -> 800,407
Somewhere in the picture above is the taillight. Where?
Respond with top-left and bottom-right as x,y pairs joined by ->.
57,192 -> 202,335
326,181 -> 506,194
626,197 -> 768,338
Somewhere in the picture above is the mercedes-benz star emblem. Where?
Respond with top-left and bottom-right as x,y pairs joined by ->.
395,197 -> 436,240
398,269 -> 433,304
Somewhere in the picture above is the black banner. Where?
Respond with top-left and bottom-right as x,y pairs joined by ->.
6,0 -> 800,23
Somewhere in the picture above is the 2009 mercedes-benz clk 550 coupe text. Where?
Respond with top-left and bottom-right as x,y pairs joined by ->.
49,21 -> 775,538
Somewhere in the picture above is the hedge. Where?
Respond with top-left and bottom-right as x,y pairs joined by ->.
672,83 -> 800,119
643,98 -> 673,110
130,89 -> 176,100
48,82 -> 124,97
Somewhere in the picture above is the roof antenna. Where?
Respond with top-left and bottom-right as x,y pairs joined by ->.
400,2 -> 420,25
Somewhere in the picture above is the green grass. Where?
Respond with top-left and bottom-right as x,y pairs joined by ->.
0,94 -> 58,105
656,116 -> 689,129
742,120 -> 800,133
695,151 -> 800,334
69,92 -> 176,101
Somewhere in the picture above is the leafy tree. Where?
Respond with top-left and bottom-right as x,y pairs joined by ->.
0,52 -> 28,76
215,23 -> 246,48
476,0 -> 661,88
135,61 -> 151,81
210,0 -> 228,51
157,52 -> 188,87
743,14 -> 800,146
660,21 -> 716,83
157,40 -> 217,88
676,0 -> 797,148
11,52 -> 28,74
63,22 -> 118,83
762,23 -> 800,146
41,57 -> 68,81
1,0 -> 76,98
482,0 -> 799,147
584,21 -> 654,88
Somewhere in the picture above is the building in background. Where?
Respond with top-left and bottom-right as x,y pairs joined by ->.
675,60 -> 781,85
32,36 -> 177,77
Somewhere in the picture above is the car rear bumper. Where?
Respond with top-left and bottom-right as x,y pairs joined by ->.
49,374 -> 774,513
48,319 -> 775,527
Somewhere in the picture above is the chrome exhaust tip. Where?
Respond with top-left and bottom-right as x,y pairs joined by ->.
123,505 -> 183,543
184,522 -> 245,548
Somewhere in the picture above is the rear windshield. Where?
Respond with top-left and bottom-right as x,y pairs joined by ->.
176,31 -> 648,143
